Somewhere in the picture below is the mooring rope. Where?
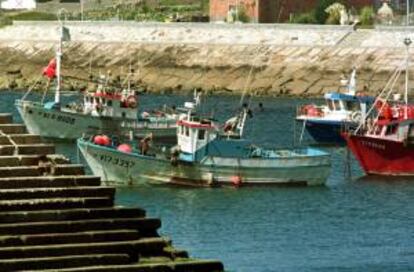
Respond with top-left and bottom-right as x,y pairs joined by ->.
0,130 -> 19,156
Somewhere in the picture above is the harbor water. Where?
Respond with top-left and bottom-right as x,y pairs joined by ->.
1,91 -> 413,272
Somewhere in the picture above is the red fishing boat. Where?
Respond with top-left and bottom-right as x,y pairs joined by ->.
343,37 -> 414,176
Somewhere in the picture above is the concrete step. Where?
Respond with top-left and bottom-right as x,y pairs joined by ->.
0,124 -> 26,134
0,186 -> 115,200
0,164 -> 85,177
0,134 -> 42,145
0,238 -> 168,260
0,254 -> 132,271
0,217 -> 161,236
0,155 -> 70,167
0,207 -> 146,224
0,197 -> 114,212
0,229 -> 140,247
0,175 -> 101,189
0,114 -> 12,124
20,260 -> 225,272
0,143 -> 55,155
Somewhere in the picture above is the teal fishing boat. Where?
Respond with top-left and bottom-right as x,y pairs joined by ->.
78,108 -> 331,187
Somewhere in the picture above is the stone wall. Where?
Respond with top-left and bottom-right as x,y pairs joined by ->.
0,22 -> 413,96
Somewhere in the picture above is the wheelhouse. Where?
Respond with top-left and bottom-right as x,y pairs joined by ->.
83,91 -> 138,120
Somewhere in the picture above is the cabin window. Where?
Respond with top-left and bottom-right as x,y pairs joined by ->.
375,125 -> 383,135
345,101 -> 360,111
385,124 -> 397,135
107,100 -> 112,107
409,126 -> 414,136
327,100 -> 334,111
184,126 -> 189,137
333,100 -> 341,110
198,129 -> 205,140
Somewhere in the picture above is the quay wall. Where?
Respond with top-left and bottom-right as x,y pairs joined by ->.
1,22 -> 414,96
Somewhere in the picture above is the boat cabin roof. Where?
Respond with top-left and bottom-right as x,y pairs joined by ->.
324,92 -> 374,103
177,118 -> 216,130
86,92 -> 123,101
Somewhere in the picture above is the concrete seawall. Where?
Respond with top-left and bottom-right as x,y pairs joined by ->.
1,22 -> 414,96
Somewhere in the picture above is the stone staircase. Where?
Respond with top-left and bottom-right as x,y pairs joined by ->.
0,113 -> 224,272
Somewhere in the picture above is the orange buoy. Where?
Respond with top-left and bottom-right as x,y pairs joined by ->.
231,175 -> 242,187
117,144 -> 132,153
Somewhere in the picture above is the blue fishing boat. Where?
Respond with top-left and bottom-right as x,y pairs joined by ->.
78,108 -> 331,187
296,69 -> 375,144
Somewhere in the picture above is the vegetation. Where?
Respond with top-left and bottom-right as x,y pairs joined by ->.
325,3 -> 345,24
0,0 -> 209,23
236,6 -> 250,23
0,14 -> 12,28
314,0 -> 338,24
291,12 -> 317,24
7,11 -> 58,21
359,6 -> 375,26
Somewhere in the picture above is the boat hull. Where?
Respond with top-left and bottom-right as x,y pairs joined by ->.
16,100 -> 176,140
344,133 -> 414,175
297,118 -> 354,144
78,139 -> 331,186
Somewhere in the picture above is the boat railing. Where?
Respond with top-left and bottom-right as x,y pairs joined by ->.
121,118 -> 177,130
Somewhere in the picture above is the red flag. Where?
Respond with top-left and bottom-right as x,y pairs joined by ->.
42,58 -> 56,79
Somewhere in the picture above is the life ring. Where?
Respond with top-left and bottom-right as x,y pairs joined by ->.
126,96 -> 138,109
351,111 -> 362,123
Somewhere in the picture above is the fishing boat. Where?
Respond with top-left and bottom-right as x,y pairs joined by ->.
343,37 -> 414,176
77,107 -> 331,187
15,18 -> 177,140
296,69 -> 375,144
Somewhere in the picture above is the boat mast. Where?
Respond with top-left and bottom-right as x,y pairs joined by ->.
55,9 -> 67,106
405,0 -> 411,118
348,67 -> 357,95
405,37 -> 411,119
55,25 -> 63,105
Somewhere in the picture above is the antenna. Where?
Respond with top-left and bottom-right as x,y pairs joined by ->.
404,37 -> 412,119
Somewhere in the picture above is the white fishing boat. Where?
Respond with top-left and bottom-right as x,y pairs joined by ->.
78,107 -> 331,187
15,17 -> 177,140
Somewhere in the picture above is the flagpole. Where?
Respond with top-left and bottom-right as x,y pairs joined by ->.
55,18 -> 63,105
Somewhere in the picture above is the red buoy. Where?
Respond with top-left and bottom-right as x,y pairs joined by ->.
117,144 -> 132,153
93,135 -> 105,145
101,135 -> 111,146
